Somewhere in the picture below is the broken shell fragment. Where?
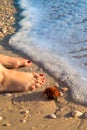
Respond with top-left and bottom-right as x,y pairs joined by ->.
3,123 -> 10,126
48,114 -> 57,119
61,87 -> 68,92
54,82 -> 59,87
60,92 -> 64,96
20,110 -> 29,115
4,93 -> 12,97
20,119 -> 26,123
71,110 -> 83,118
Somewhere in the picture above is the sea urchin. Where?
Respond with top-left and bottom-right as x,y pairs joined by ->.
43,86 -> 61,99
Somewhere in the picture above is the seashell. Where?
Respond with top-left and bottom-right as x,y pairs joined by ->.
48,114 -> 57,119
84,112 -> 87,118
0,116 -> 3,121
20,110 -> 29,115
54,82 -> 59,87
43,86 -> 61,99
60,92 -> 64,96
3,123 -> 10,126
20,119 -> 26,123
71,110 -> 83,118
3,93 -> 12,97
61,87 -> 68,92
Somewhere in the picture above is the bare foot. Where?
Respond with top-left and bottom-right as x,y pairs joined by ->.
0,54 -> 31,69
0,63 -> 45,92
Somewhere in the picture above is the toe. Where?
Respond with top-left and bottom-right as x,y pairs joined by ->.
31,85 -> 36,90
35,83 -> 41,88
24,60 -> 31,66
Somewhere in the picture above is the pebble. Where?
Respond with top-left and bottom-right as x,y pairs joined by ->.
0,116 -> 3,121
48,114 -> 57,119
60,92 -> 64,96
71,110 -> 83,118
3,93 -> 12,97
3,123 -> 10,126
20,119 -> 26,123
20,110 -> 29,115
54,82 -> 59,87
61,87 -> 68,92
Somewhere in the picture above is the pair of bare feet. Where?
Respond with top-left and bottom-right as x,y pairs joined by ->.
0,54 -> 45,92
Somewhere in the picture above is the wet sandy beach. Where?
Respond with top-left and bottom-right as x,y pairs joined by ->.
0,0 -> 87,130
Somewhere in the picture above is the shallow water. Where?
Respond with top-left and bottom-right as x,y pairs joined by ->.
9,0 -> 87,104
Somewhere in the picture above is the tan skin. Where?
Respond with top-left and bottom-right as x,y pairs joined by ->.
0,54 -> 45,92
0,54 -> 31,69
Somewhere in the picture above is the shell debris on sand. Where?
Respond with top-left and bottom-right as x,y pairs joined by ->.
60,92 -> 64,96
3,93 -> 12,97
53,82 -> 59,87
71,110 -> 83,118
61,87 -> 68,92
20,110 -> 29,115
2,123 -> 10,126
20,119 -> 26,123
48,114 -> 57,119
20,110 -> 30,120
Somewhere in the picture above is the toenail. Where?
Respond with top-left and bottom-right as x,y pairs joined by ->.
42,77 -> 45,80
27,60 -> 31,63
40,74 -> 44,76
42,80 -> 44,82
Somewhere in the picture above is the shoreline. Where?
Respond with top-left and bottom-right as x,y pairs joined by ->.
0,0 -> 87,130
8,0 -> 87,105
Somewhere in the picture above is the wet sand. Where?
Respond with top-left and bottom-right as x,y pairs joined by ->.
0,0 -> 87,130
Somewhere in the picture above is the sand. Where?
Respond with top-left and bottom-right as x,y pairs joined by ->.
0,0 -> 87,130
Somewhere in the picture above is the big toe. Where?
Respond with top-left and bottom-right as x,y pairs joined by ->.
24,60 -> 31,66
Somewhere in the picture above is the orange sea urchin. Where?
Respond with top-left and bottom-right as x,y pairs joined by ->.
43,86 -> 61,99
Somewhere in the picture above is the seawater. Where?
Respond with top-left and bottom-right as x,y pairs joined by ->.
9,0 -> 87,104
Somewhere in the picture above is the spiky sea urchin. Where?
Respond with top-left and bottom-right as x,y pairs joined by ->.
43,86 -> 61,99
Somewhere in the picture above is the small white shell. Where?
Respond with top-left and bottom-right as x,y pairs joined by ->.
20,110 -> 29,115
60,92 -> 64,96
4,93 -> 12,97
0,116 -> 3,121
54,82 -> 59,87
71,110 -> 83,118
20,119 -> 26,123
3,123 -> 10,126
23,119 -> 26,123
61,87 -> 68,92
48,114 -> 57,119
